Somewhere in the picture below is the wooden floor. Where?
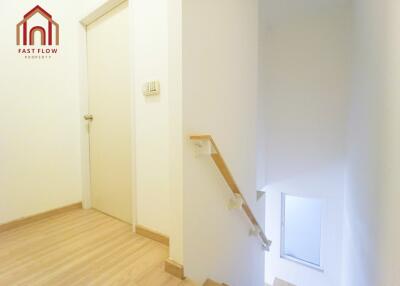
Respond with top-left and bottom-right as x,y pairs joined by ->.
0,208 -> 195,286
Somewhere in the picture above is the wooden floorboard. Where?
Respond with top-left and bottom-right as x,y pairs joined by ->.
0,208 -> 195,286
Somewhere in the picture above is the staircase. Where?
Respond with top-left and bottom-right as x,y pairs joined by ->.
272,278 -> 296,286
203,279 -> 229,286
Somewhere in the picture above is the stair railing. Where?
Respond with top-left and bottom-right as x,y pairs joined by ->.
190,135 -> 272,251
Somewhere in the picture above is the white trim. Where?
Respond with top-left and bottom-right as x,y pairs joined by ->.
281,254 -> 324,272
80,0 -> 128,26
280,193 -> 325,272
78,12 -> 91,210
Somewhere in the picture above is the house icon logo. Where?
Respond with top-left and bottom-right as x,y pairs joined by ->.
17,5 -> 60,59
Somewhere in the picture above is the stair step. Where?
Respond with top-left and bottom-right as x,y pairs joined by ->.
203,279 -> 228,286
273,278 -> 296,286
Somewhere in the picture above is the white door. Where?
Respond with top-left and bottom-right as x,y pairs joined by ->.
86,1 -> 132,223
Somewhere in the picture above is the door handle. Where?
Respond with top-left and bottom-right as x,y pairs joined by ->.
84,114 -> 93,121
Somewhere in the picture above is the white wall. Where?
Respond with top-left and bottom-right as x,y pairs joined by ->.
380,1 -> 400,284
259,4 -> 351,286
0,0 -> 89,224
343,1 -> 382,284
182,1 -> 264,285
131,0 -> 171,237
168,0 -> 184,264
344,1 -> 400,285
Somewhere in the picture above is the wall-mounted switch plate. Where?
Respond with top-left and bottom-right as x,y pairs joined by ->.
143,80 -> 160,96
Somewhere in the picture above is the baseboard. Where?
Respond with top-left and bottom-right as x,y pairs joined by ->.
0,202 -> 82,234
165,258 -> 185,280
135,224 -> 169,246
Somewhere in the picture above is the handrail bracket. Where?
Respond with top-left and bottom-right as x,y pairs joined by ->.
190,134 -> 272,252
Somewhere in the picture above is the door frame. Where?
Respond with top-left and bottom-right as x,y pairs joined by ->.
78,0 -> 136,227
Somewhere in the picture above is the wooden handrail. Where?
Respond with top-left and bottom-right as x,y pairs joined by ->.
190,135 -> 271,251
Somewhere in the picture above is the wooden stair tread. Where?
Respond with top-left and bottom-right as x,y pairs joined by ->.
203,278 -> 228,286
273,278 -> 296,286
